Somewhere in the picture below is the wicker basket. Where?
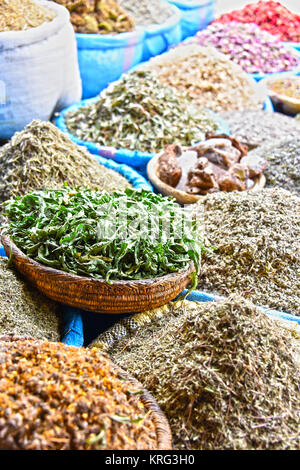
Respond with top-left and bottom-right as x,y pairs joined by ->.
0,334 -> 173,450
147,151 -> 266,205
1,235 -> 195,315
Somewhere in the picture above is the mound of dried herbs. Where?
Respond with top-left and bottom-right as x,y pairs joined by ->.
65,70 -> 218,153
4,187 -> 203,282
198,188 -> 300,315
0,336 -> 158,450
0,0 -> 55,32
0,258 -> 62,341
0,120 -> 131,204
220,110 -> 300,149
248,139 -> 300,195
102,297 -> 300,450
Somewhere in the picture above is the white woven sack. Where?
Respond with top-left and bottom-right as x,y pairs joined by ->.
0,0 -> 82,139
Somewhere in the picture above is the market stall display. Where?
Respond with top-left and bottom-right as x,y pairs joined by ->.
190,22 -> 300,78
0,120 -> 132,203
0,258 -> 62,341
220,109 -> 300,149
0,335 -> 171,450
197,188 -> 300,315
248,139 -> 300,195
260,75 -> 300,114
143,44 -> 264,112
91,297 -> 300,450
52,0 -> 135,34
63,69 -> 220,153
147,135 -> 267,204
213,1 -> 300,44
166,0 -> 215,39
0,0 -> 81,139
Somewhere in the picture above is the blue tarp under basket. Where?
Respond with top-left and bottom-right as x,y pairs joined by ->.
167,0 -> 215,40
76,29 -> 145,99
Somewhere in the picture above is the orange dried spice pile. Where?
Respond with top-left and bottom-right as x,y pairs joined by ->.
0,336 -> 158,450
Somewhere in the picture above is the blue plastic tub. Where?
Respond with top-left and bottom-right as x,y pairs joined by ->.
167,0 -> 215,40
141,4 -> 182,61
76,29 -> 145,99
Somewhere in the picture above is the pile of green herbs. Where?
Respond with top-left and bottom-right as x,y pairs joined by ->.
65,70 -> 218,153
4,187 -> 204,282
0,120 -> 131,204
248,138 -> 300,195
105,297 -> 300,450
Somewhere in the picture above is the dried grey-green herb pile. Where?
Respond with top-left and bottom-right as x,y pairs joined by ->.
0,257 -> 62,341
220,110 -> 300,149
0,120 -> 131,203
248,139 -> 300,195
103,298 -> 300,450
65,70 -> 218,153
198,188 -> 300,315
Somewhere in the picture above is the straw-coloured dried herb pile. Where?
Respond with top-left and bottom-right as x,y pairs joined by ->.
0,337 -> 158,450
0,258 -> 62,341
104,298 -> 300,450
0,120 -> 131,203
199,188 -> 300,315
0,0 -> 55,32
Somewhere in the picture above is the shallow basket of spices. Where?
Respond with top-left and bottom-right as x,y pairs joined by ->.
1,235 -> 195,315
0,335 -> 172,450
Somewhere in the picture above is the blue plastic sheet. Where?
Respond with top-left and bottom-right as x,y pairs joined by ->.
76,29 -> 145,99
141,5 -> 182,61
167,0 -> 215,40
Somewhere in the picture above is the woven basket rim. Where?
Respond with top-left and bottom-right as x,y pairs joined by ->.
0,334 -> 173,450
1,235 -> 194,287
